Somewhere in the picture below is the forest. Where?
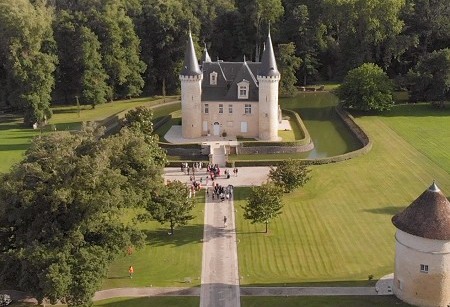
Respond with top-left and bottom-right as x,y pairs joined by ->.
0,0 -> 449,124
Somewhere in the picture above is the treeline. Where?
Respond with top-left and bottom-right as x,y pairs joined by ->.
0,0 -> 449,124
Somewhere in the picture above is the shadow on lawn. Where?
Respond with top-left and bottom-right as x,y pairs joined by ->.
144,224 -> 204,247
363,205 -> 405,215
0,144 -> 30,152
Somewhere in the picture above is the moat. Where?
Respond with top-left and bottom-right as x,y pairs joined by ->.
281,91 -> 362,159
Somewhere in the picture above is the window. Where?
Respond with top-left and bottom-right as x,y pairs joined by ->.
229,104 -> 233,114
237,80 -> 249,99
420,264 -> 429,273
210,71 -> 218,85
239,86 -> 247,96
244,104 -> 252,114
204,104 -> 209,114
219,104 -> 223,114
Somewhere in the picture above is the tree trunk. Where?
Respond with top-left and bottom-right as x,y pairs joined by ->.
265,221 -> 268,233
170,220 -> 174,235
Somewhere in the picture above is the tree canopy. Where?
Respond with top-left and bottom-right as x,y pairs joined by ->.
1,0 -> 450,118
337,63 -> 394,112
269,159 -> 311,193
146,180 -> 195,235
242,182 -> 284,233
407,48 -> 450,105
0,124 -> 166,306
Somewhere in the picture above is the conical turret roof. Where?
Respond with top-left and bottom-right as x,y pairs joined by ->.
201,44 -> 211,63
258,32 -> 279,77
180,31 -> 201,76
392,182 -> 450,240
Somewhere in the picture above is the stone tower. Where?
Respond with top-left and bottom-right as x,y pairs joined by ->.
391,182 -> 450,307
179,31 -> 203,139
257,31 -> 280,141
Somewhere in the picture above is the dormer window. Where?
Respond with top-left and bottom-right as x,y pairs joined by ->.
210,71 -> 218,85
237,79 -> 249,99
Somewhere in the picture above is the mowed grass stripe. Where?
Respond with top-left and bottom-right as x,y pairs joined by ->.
236,110 -> 450,285
102,192 -> 205,288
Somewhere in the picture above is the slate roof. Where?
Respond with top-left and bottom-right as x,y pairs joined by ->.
201,45 -> 211,63
392,182 -> 450,240
180,32 -> 202,76
258,33 -> 280,77
201,61 -> 260,101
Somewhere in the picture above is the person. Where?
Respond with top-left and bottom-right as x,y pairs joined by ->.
129,266 -> 134,279
223,216 -> 227,227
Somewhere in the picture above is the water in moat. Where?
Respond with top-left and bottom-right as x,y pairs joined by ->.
280,91 -> 362,159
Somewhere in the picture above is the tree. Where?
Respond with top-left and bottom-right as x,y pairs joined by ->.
242,182 -> 284,233
0,0 -> 57,125
147,180 -> 195,235
122,106 -> 155,135
53,12 -> 110,106
407,48 -> 450,105
269,159 -> 311,193
337,63 -> 394,111
278,43 -> 301,96
0,124 -> 166,306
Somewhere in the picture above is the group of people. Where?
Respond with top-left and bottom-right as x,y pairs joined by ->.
209,183 -> 233,202
181,161 -> 204,175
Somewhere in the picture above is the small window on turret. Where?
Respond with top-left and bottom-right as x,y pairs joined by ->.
204,104 -> 209,114
420,264 -> 429,273
210,72 -> 218,85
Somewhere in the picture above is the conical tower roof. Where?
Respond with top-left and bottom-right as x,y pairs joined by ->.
180,31 -> 201,76
201,44 -> 211,63
258,31 -> 280,77
392,182 -> 450,240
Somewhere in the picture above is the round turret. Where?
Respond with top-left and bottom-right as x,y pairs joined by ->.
392,182 -> 450,307
179,31 -> 202,138
257,32 -> 280,141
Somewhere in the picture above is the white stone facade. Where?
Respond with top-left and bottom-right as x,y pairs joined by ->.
257,75 -> 280,141
393,229 -> 450,307
180,75 -> 203,138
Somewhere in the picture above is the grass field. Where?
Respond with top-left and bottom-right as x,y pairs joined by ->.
91,295 -> 410,306
0,97 -> 179,173
234,103 -> 450,285
101,192 -> 205,289
241,295 -> 411,306
94,297 -> 199,307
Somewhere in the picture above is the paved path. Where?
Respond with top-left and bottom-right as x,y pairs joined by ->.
3,167 -> 392,304
200,188 -> 240,307
164,166 -> 272,187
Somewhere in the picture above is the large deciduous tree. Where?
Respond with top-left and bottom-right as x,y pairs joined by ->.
242,182 -> 284,233
269,159 -> 311,193
0,0 -> 57,125
0,124 -> 166,306
407,48 -> 450,105
278,43 -> 301,97
147,180 -> 195,235
338,63 -> 394,111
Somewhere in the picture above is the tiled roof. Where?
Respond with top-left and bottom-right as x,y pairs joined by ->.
392,182 -> 450,240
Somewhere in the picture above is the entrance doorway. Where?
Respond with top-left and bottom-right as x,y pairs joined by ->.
213,122 -> 220,136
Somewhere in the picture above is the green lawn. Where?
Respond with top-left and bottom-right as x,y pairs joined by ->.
235,104 -> 450,285
241,296 -> 411,306
94,297 -> 199,307
0,97 -> 179,173
101,192 -> 205,288
92,295 -> 409,307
